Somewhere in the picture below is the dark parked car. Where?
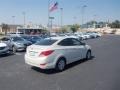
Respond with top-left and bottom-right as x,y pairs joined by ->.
20,35 -> 42,44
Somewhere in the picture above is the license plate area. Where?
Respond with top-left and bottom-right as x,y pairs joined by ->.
29,51 -> 38,56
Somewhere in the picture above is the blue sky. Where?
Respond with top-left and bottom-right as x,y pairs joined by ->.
0,0 -> 120,26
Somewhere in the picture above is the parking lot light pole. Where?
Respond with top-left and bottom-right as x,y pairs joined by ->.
60,8 -> 63,32
93,15 -> 97,29
12,16 -> 15,25
81,5 -> 87,29
22,12 -> 26,34
22,12 -> 26,28
49,17 -> 54,34
48,0 -> 50,35
12,16 -> 15,32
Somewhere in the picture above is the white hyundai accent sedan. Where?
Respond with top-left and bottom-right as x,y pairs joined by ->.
25,37 -> 92,71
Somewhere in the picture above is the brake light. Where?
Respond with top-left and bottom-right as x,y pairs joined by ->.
39,50 -> 54,57
40,63 -> 47,66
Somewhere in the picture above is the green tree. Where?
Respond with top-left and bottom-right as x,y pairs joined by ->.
61,27 -> 67,33
110,20 -> 120,28
70,24 -> 80,33
1,23 -> 9,35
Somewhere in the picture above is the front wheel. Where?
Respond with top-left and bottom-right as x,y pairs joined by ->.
12,46 -> 16,54
55,58 -> 66,72
86,50 -> 92,60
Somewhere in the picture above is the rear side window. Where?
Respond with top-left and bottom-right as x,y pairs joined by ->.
58,38 -> 73,46
58,38 -> 81,46
35,39 -> 57,45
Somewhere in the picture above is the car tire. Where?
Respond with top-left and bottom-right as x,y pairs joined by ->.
55,58 -> 66,72
12,46 -> 16,54
86,50 -> 91,60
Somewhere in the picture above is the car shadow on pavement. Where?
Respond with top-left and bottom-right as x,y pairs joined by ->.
65,56 -> 95,70
0,53 -> 15,58
31,56 -> 95,75
31,66 -> 58,74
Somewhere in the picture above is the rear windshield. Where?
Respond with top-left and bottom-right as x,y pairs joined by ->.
35,39 -> 57,45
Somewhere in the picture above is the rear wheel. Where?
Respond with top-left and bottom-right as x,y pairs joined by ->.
86,50 -> 91,60
55,58 -> 66,72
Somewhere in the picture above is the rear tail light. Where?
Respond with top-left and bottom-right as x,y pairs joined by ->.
40,63 -> 47,66
39,50 -> 54,57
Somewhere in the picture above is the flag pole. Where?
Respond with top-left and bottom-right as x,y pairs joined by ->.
48,0 -> 50,36
60,8 -> 63,33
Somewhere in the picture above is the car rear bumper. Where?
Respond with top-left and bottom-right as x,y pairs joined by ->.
25,54 -> 56,69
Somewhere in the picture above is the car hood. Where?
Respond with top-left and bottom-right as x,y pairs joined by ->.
15,41 -> 30,44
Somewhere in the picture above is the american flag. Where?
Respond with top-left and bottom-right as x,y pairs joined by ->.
49,2 -> 58,12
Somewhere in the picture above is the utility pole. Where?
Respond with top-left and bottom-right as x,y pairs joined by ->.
22,12 -> 26,28
12,16 -> 15,32
93,15 -> 97,29
49,17 -> 54,34
60,8 -> 63,31
81,5 -> 87,28
48,0 -> 50,35
12,16 -> 15,25
22,12 -> 26,34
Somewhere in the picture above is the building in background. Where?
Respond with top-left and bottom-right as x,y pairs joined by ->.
0,24 -> 46,35
0,25 -> 22,34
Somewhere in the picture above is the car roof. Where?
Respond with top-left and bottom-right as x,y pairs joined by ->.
45,36 -> 76,41
45,36 -> 79,44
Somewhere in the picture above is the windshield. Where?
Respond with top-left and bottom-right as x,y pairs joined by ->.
12,37 -> 24,42
35,39 -> 57,46
31,36 -> 41,40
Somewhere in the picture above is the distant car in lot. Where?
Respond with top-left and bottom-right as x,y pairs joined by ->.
0,36 -> 32,53
25,37 -> 92,71
7,32 -> 24,36
86,32 -> 101,38
20,35 -> 42,44
0,42 -> 10,55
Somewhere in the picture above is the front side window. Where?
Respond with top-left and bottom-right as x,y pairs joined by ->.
12,37 -> 24,42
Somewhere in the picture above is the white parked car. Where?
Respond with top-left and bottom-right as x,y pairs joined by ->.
0,42 -> 10,55
25,37 -> 92,71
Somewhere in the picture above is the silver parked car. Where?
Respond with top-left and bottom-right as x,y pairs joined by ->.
0,36 -> 32,53
0,42 -> 10,55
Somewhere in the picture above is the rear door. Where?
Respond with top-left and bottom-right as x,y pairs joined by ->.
58,38 -> 81,63
71,38 -> 87,59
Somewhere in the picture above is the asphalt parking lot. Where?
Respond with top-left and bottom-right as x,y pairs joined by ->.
0,35 -> 120,90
